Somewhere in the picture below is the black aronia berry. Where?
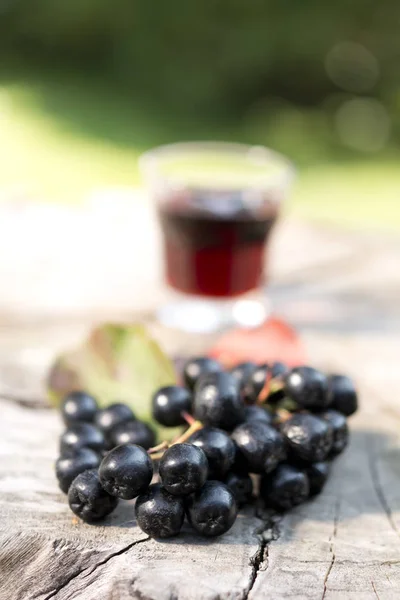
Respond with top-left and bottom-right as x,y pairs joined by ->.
183,357 -> 223,391
188,427 -> 236,479
109,420 -> 156,450
61,391 -> 98,427
99,444 -> 153,499
68,469 -> 118,522
55,357 -> 358,540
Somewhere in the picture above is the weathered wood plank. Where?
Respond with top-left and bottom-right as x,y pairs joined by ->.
0,400 -> 266,600
0,205 -> 400,599
2,368 -> 400,600
250,414 -> 400,599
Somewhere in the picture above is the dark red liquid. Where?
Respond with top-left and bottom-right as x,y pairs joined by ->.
159,203 -> 278,297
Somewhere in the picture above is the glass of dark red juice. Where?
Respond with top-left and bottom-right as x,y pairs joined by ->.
139,142 -> 295,332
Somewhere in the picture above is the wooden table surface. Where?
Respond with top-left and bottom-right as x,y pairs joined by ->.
1,197 -> 400,600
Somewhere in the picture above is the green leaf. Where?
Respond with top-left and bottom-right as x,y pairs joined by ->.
47,323 -> 180,440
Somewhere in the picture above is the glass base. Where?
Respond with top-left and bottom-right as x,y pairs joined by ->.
157,290 -> 270,333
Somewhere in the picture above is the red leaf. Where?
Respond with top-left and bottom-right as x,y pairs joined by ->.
208,316 -> 307,368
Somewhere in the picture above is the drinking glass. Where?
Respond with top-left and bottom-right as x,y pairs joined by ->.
139,142 -> 295,333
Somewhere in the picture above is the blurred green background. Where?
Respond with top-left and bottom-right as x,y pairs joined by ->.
0,0 -> 399,228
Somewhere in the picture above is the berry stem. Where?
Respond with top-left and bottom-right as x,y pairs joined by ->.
149,450 -> 166,461
147,441 -> 169,454
149,420 -> 204,461
257,376 -> 285,404
275,408 -> 292,423
257,371 -> 272,403
173,420 -> 203,444
181,411 -> 196,426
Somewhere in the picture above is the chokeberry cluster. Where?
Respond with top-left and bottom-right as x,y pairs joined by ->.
55,359 -> 358,539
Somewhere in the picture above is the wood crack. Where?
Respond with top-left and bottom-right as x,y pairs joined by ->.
242,512 -> 281,600
242,538 -> 267,600
322,496 -> 340,599
42,536 -> 149,600
371,580 -> 380,600
366,437 -> 400,537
